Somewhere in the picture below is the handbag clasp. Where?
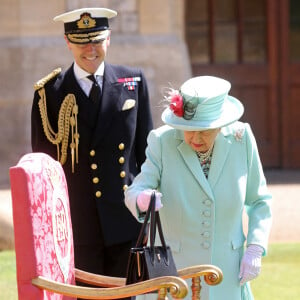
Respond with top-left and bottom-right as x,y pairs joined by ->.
157,252 -> 161,262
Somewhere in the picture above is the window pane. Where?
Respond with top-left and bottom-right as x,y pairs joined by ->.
186,0 -> 209,63
186,0 -> 267,65
243,22 -> 266,63
243,1 -> 266,63
215,25 -> 237,63
215,0 -> 237,63
290,0 -> 300,62
243,0 -> 265,18
186,0 -> 208,22
186,25 -> 209,63
215,0 -> 236,21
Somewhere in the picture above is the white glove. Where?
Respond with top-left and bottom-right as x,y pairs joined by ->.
239,244 -> 264,285
137,190 -> 163,212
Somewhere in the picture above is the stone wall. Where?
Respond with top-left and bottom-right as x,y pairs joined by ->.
0,0 -> 191,187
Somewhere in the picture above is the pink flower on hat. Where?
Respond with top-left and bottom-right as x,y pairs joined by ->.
169,91 -> 184,117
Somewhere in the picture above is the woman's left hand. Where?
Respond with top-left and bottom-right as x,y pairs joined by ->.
137,189 -> 163,212
239,244 -> 264,285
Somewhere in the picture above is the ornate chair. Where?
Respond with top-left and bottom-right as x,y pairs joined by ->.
10,152 -> 222,299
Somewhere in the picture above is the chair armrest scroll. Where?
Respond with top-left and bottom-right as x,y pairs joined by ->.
178,264 -> 223,286
75,268 -> 126,287
32,275 -> 188,299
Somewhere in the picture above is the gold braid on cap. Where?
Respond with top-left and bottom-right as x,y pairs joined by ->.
34,68 -> 79,173
66,30 -> 107,44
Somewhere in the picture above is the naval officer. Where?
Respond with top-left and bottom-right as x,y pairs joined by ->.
31,7 -> 153,281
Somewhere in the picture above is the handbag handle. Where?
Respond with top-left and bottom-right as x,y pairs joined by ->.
154,209 -> 167,249
135,193 -> 153,247
135,191 -> 167,250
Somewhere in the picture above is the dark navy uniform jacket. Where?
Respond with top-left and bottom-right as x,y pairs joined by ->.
31,63 -> 153,249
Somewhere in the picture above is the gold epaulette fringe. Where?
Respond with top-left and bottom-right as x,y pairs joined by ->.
37,88 -> 79,173
34,68 -> 62,91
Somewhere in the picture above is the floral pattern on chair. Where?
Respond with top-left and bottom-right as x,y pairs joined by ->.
10,153 -> 75,299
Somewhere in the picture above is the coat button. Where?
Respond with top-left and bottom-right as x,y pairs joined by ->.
202,231 -> 210,238
90,150 -> 96,157
92,177 -> 99,184
119,157 -> 125,164
95,191 -> 102,198
202,242 -> 210,249
120,171 -> 126,178
203,221 -> 211,227
203,210 -> 211,217
119,143 -> 125,150
91,163 -> 97,170
123,184 -> 128,191
203,200 -> 211,206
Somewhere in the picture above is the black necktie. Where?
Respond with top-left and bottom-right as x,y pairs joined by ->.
87,75 -> 101,104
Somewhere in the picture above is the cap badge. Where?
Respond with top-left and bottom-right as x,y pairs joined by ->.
77,13 -> 96,29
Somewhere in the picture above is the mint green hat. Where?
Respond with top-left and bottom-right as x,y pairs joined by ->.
161,76 -> 244,131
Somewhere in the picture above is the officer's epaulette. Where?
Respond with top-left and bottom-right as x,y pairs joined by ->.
34,67 -> 62,91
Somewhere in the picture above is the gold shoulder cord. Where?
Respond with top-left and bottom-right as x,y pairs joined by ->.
34,68 -> 79,173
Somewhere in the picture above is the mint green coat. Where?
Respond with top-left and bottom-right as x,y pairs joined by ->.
125,121 -> 272,300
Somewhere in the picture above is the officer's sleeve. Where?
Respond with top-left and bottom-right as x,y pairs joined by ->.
135,70 -> 153,170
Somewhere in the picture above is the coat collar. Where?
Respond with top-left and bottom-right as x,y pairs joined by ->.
175,130 -> 231,200
61,64 -> 123,148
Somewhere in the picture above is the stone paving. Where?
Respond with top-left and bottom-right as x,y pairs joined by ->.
0,170 -> 299,250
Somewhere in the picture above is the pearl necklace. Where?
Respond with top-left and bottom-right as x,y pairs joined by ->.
196,144 -> 214,163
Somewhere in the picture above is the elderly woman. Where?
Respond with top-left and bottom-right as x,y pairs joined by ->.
124,76 -> 272,300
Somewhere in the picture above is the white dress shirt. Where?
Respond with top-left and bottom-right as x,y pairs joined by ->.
73,62 -> 104,97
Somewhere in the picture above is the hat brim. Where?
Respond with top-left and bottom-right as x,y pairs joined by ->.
66,30 -> 110,44
161,95 -> 244,131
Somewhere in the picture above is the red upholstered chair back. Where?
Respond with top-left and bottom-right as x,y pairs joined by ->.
10,152 -> 75,300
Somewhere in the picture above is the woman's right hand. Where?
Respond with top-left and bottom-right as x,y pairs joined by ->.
137,189 -> 163,212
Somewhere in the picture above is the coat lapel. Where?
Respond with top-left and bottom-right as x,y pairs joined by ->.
91,64 -> 123,148
176,131 -> 214,200
176,130 -> 231,200
61,66 -> 96,129
208,132 -> 231,189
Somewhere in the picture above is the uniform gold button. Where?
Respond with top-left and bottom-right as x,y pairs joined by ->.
119,143 -> 125,150
119,157 -> 125,164
123,184 -> 128,191
93,177 -> 99,184
120,171 -> 126,178
90,150 -> 96,157
95,191 -> 102,198
91,163 -> 97,170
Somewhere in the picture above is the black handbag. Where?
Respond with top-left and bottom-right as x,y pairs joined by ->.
126,191 -> 178,285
